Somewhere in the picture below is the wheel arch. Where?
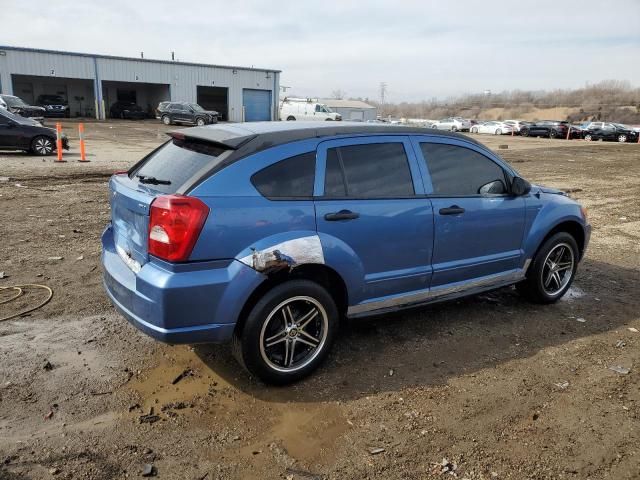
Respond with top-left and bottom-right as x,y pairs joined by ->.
233,263 -> 348,337
530,219 -> 586,265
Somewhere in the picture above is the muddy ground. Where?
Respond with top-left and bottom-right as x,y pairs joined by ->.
1,120 -> 639,479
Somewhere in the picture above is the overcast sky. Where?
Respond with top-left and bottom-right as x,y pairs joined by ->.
4,0 -> 640,102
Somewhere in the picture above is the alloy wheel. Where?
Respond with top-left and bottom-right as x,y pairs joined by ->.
618,134 -> 627,143
259,296 -> 329,373
541,242 -> 575,296
34,137 -> 53,155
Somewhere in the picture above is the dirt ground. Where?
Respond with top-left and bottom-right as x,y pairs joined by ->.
1,120 -> 639,480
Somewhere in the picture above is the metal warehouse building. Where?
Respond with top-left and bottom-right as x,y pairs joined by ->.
321,99 -> 377,122
0,46 -> 281,122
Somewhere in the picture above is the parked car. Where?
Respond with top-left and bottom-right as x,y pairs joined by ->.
470,121 -> 514,135
110,101 -> 147,120
583,123 -> 639,143
520,121 -> 569,139
102,122 -> 590,384
279,98 -> 342,121
503,120 -> 529,134
0,108 -> 69,155
430,117 -> 471,132
0,94 -> 46,123
36,94 -> 70,118
155,101 -> 171,119
157,102 -> 218,126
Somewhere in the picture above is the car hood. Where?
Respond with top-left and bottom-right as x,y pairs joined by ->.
532,184 -> 567,196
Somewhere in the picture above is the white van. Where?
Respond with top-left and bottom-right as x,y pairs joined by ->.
279,97 -> 341,121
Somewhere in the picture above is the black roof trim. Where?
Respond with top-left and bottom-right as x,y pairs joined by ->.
180,123 -> 489,194
180,123 -> 486,156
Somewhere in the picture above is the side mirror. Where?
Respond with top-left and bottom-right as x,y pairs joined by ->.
511,176 -> 531,196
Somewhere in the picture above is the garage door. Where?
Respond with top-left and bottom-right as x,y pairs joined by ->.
242,89 -> 272,122
197,86 -> 228,121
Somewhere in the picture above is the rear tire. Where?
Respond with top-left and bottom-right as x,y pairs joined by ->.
516,232 -> 579,304
495,129 -> 502,135
521,129 -> 529,137
471,127 -> 478,134
584,134 -> 593,141
234,280 -> 338,385
286,116 -> 296,121
550,130 -> 558,139
451,126 -> 458,132
617,134 -> 627,143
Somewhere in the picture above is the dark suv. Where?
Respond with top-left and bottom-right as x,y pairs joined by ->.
157,102 -> 218,126
520,121 -> 569,139
36,95 -> 70,118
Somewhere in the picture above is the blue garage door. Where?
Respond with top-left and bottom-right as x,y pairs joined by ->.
243,89 -> 272,122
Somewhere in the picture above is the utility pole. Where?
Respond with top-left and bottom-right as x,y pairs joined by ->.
379,82 -> 387,117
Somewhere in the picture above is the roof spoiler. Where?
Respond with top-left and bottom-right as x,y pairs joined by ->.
167,128 -> 257,150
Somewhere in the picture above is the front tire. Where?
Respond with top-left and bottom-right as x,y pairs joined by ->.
286,116 -> 296,121
517,232 -> 579,304
521,129 -> 529,137
471,127 -> 478,134
234,280 -> 338,385
196,117 -> 206,126
161,115 -> 172,125
31,136 -> 55,156
550,130 -> 558,139
495,129 -> 502,135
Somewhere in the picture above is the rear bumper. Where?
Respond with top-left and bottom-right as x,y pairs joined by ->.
101,225 -> 265,344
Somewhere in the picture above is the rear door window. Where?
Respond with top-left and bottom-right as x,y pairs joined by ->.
324,142 -> 414,197
420,143 -> 507,196
251,152 -> 315,199
131,139 -> 231,194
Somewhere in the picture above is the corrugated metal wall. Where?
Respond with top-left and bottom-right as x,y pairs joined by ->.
0,47 -> 280,122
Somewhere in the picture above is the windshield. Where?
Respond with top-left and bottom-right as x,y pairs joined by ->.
3,96 -> 27,108
40,95 -> 65,104
190,104 -> 205,112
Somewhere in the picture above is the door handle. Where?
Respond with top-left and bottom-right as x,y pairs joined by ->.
439,205 -> 465,215
324,209 -> 360,221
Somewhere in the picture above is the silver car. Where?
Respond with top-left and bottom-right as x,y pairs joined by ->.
430,117 -> 471,132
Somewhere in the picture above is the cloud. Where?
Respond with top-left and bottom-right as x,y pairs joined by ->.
3,0 -> 640,101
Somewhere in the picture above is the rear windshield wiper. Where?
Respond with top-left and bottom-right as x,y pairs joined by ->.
136,174 -> 171,185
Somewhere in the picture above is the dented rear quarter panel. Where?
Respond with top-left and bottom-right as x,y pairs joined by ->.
188,139 -> 321,262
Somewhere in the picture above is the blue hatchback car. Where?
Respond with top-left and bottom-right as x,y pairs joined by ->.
102,122 -> 590,384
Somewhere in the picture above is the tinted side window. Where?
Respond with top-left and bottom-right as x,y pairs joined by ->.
324,143 -> 414,197
420,143 -> 507,196
251,152 -> 316,199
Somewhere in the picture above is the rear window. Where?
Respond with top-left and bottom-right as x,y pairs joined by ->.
131,139 -> 231,194
251,152 -> 315,199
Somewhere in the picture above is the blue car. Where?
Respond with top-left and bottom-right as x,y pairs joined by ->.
102,122 -> 590,384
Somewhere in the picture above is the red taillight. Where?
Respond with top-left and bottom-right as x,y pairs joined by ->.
148,195 -> 209,262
